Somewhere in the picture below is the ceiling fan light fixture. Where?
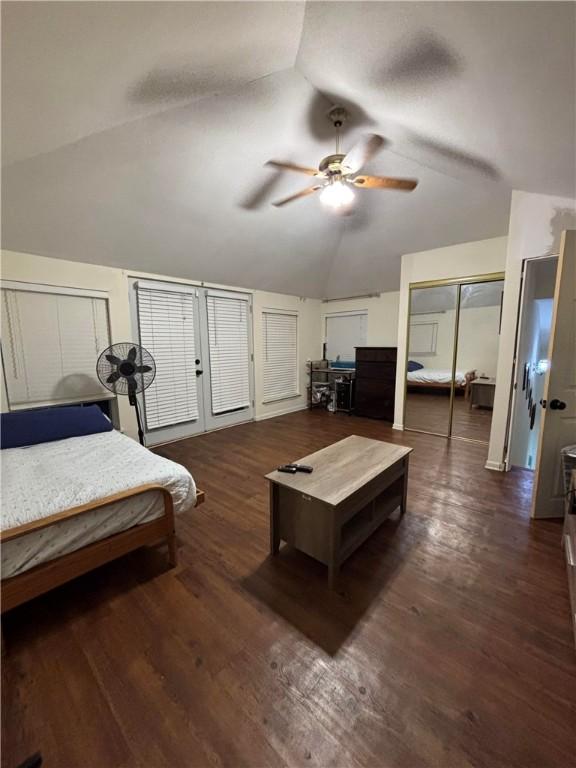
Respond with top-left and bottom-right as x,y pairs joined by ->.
319,179 -> 355,210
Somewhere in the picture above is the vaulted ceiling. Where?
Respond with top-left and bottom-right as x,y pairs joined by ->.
2,2 -> 575,298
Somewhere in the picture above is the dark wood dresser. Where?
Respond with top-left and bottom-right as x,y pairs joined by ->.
354,347 -> 397,421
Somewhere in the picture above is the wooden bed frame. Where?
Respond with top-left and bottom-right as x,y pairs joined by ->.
0,484 -> 205,613
407,370 -> 477,400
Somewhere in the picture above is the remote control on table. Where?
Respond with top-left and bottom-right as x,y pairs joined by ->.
287,464 -> 314,473
277,465 -> 298,474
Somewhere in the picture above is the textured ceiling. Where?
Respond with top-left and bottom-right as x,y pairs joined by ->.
2,2 -> 575,298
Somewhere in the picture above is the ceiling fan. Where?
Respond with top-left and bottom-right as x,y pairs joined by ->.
266,107 -> 418,211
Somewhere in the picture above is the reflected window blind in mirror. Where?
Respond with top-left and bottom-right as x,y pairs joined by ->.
262,310 -> 298,402
1,285 -> 110,408
136,284 -> 199,429
206,293 -> 251,415
409,322 -> 438,356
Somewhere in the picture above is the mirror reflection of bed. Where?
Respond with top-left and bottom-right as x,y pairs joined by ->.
405,278 -> 504,444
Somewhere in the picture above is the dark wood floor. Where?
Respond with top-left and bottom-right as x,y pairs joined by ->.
405,391 -> 494,442
2,411 -> 575,768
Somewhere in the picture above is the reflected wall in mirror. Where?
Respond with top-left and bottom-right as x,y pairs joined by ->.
404,284 -> 457,436
452,280 -> 504,442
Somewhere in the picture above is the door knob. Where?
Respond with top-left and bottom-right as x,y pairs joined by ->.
549,398 -> 566,410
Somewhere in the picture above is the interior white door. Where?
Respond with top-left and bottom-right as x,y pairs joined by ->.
532,230 -> 576,518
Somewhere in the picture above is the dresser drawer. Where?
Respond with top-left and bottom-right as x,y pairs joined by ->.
355,347 -> 397,363
356,362 -> 397,381
354,390 -> 394,420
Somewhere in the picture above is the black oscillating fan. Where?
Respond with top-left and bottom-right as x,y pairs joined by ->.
96,343 -> 156,445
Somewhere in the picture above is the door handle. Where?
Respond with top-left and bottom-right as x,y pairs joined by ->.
196,369 -> 203,377
549,398 -> 566,410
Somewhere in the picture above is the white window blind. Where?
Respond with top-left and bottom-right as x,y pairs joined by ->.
409,322 -> 438,356
325,313 -> 367,362
1,287 -> 110,408
206,294 -> 251,415
262,310 -> 298,403
137,284 -> 199,430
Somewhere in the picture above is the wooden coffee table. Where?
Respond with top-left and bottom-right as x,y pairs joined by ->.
266,435 -> 412,588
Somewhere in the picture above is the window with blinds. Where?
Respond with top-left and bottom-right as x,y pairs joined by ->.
206,293 -> 251,415
325,312 -> 367,362
137,284 -> 200,430
409,322 -> 438,356
262,310 -> 298,403
1,286 -> 110,408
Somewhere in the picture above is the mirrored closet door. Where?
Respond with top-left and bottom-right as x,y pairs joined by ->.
404,273 -> 504,445
405,284 -> 457,436
451,280 -> 504,441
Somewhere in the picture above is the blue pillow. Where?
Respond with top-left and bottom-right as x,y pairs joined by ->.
1,405 -> 113,449
407,360 -> 424,372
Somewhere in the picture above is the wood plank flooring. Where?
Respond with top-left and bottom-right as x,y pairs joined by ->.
405,391 -> 494,442
2,410 -> 575,768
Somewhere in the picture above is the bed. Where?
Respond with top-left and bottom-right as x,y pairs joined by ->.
1,426 -> 203,612
407,368 -> 477,398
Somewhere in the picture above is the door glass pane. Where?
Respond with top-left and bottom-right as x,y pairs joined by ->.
452,280 -> 504,442
405,285 -> 458,435
206,294 -> 250,415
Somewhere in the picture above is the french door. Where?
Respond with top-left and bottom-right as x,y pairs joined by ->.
130,279 -> 254,446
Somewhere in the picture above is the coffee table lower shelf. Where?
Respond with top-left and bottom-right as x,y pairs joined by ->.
269,459 -> 408,589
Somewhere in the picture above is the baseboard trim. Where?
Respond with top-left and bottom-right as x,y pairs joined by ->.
255,403 -> 308,422
392,423 -> 404,431
485,460 -> 506,472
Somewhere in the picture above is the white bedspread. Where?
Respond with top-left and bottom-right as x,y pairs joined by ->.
1,430 -> 197,578
407,368 -> 468,385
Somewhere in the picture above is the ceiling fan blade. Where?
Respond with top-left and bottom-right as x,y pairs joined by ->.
266,161 -> 320,177
342,134 -> 385,173
127,346 -> 137,362
353,175 -> 418,191
106,371 -> 121,384
135,365 -> 152,374
272,185 -> 322,207
105,354 -> 122,366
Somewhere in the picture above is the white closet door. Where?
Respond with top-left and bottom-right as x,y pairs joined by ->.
1,286 -> 110,408
262,310 -> 298,402
206,293 -> 250,415
325,312 -> 367,362
136,284 -> 201,431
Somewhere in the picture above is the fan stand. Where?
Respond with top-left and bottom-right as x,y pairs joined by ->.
129,390 -> 145,446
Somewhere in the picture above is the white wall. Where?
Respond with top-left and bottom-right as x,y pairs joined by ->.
394,237 -> 508,429
0,250 -> 322,437
487,191 -> 576,470
320,292 -> 400,350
